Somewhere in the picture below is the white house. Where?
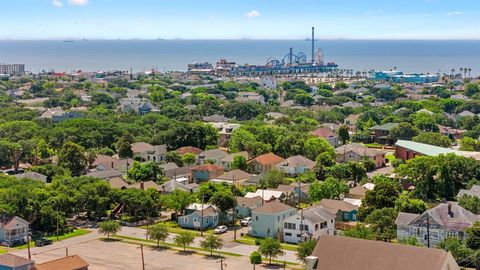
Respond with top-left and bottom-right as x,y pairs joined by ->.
0,216 -> 29,245
283,205 -> 336,244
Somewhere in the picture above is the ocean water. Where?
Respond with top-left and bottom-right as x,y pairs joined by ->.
0,39 -> 479,75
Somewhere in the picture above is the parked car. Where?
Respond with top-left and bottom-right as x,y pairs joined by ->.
240,217 -> 252,227
214,225 -> 228,234
35,237 -> 53,247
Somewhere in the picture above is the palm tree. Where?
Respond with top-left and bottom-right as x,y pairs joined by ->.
468,68 -> 472,78
451,68 -> 455,78
147,224 -> 169,247
98,220 -> 121,239
200,234 -> 223,256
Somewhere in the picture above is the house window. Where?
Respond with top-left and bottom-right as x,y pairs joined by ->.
297,234 -> 301,238
285,233 -> 292,236
255,216 -> 258,221
267,228 -> 270,235
315,224 -> 319,231
278,216 -> 280,222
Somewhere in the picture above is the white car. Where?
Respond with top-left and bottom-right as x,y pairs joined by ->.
214,225 -> 228,234
240,217 -> 252,227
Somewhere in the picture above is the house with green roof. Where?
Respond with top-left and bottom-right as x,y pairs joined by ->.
369,123 -> 399,145
395,140 -> 456,161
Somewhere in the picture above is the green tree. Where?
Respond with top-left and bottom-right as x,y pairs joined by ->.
398,236 -> 421,246
181,153 -> 196,166
231,155 -> 247,170
250,251 -> 262,270
164,190 -> 194,215
358,181 -> 399,220
348,161 -> 366,184
313,151 -> 336,180
98,220 -> 121,239
412,132 -> 451,148
127,161 -> 163,182
260,170 -> 286,189
388,122 -> 419,141
342,224 -> 374,240
304,137 -> 335,161
258,238 -> 285,264
174,232 -> 195,252
438,238 -> 475,268
466,222 -> 480,250
147,224 -> 169,247
413,113 -> 439,132
459,195 -> 480,214
166,151 -> 183,167
200,234 -> 224,256
58,141 -> 87,176
365,208 -> 398,242
117,140 -> 133,158
308,177 -> 348,202
394,194 -> 427,214
459,137 -> 480,151
297,239 -> 317,263
338,125 -> 350,145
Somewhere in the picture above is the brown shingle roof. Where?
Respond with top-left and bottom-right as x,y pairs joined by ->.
176,146 -> 203,155
33,255 -> 89,270
250,153 -> 284,166
252,201 -> 294,215
0,254 -> 34,268
319,199 -> 358,214
191,164 -> 224,172
310,127 -> 338,138
131,142 -> 154,153
310,235 -> 458,270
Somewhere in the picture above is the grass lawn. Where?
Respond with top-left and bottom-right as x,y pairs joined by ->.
115,235 -> 241,257
14,229 -> 91,250
141,221 -> 214,236
236,235 -> 298,252
386,154 -> 396,163
365,143 -> 383,148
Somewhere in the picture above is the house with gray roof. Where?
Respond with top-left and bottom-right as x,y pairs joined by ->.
197,149 -> 229,165
131,142 -> 167,163
335,144 -> 386,168
159,179 -> 199,194
283,205 -> 336,244
220,151 -> 249,170
118,98 -> 158,115
235,92 -> 265,104
202,114 -> 230,123
457,185 -> 480,199
86,169 -> 123,180
0,216 -> 29,246
250,201 -> 296,238
0,254 -> 35,270
39,107 -> 81,122
274,155 -> 315,176
396,202 -> 480,247
369,123 -> 399,145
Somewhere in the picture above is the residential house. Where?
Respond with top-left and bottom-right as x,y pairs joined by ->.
0,216 -> 29,245
208,123 -> 241,147
344,114 -> 360,131
131,142 -> 167,163
457,185 -> 480,199
304,235 -> 460,270
250,201 -> 296,239
93,156 -> 133,173
291,182 -> 311,203
248,153 -> 285,174
164,165 -> 194,182
318,199 -> 359,222
159,179 -> 199,194
32,255 -> 89,270
202,114 -> 230,123
395,140 -> 456,161
220,152 -> 249,171
118,98 -> 158,115
105,177 -> 128,189
438,125 -> 466,140
235,196 -> 263,218
283,205 -> 336,244
457,110 -> 476,118
335,144 -> 386,168
178,204 -> 219,230
269,185 -> 296,205
85,169 -> 123,180
175,146 -> 203,156
197,149 -> 229,165
396,202 -> 480,246
275,155 -> 315,176
245,189 -> 285,202
347,183 -> 375,200
341,101 -> 363,109
0,254 -> 35,270
13,172 -> 47,183
191,164 -> 224,182
310,127 -> 340,147
127,181 -> 162,192
369,123 -> 399,145
39,107 -> 81,122
211,169 -> 252,187
235,92 -> 265,104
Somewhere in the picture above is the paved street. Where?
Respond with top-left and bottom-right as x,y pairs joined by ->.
9,226 -> 300,269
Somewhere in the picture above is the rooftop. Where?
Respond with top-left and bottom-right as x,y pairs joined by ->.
252,201 -> 294,215
395,140 -> 456,156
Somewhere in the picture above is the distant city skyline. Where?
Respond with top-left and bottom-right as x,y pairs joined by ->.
1,0 -> 479,40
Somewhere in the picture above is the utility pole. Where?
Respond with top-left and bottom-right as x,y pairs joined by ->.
27,233 -> 31,260
201,195 -> 205,236
140,244 -> 145,270
65,246 -> 69,257
56,206 -> 59,241
426,216 -> 430,248
233,175 -> 237,241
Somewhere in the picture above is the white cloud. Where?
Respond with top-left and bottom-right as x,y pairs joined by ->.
447,11 -> 466,16
68,0 -> 89,6
245,10 -> 261,18
51,0 -> 63,7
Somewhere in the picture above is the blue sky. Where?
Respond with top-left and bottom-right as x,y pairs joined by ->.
1,0 -> 479,39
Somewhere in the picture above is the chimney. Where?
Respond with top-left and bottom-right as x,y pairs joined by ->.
447,203 -> 454,218
305,256 -> 318,270
140,182 -> 145,190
